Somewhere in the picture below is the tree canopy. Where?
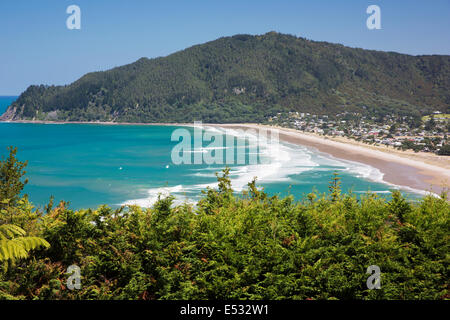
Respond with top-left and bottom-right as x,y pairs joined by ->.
2,32 -> 450,123
0,159 -> 448,300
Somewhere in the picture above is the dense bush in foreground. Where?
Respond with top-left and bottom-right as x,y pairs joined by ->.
0,151 -> 449,300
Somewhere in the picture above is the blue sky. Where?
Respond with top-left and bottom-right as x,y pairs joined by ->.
0,0 -> 449,95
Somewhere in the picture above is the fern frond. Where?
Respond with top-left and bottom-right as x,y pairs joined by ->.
0,235 -> 50,262
0,239 -> 28,261
0,224 -> 27,240
13,237 -> 50,251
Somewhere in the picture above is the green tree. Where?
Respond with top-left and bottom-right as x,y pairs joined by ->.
438,144 -> 450,156
0,147 -> 28,210
0,157 -> 448,300
425,116 -> 436,131
328,171 -> 341,202
0,147 -> 49,270
388,190 -> 411,223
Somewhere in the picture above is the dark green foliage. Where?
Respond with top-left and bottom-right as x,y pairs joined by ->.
328,171 -> 341,202
0,147 -> 28,211
0,169 -> 448,300
425,117 -> 436,131
438,144 -> 450,156
3,32 -> 450,123
0,149 -> 49,270
387,190 -> 411,223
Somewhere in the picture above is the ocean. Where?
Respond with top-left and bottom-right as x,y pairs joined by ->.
0,96 -> 422,210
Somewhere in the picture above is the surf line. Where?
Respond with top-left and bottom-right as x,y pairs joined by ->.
171,121 -> 280,165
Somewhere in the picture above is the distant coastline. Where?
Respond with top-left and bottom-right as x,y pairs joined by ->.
0,119 -> 183,126
1,119 -> 449,196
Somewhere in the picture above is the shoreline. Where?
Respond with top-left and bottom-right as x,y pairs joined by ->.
0,119 -> 187,126
213,124 -> 450,197
2,119 -> 449,196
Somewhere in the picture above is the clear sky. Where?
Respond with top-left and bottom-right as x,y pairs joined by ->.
1,0 -> 449,95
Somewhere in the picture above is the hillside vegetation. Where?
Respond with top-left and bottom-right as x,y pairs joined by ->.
2,32 -> 450,123
0,149 -> 449,300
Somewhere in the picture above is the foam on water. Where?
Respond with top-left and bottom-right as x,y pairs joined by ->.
123,126 -> 321,206
123,184 -> 193,207
0,110 -> 428,209
316,153 -> 438,197
121,125 -> 432,208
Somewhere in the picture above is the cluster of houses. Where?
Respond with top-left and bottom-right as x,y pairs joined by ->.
268,110 -> 449,154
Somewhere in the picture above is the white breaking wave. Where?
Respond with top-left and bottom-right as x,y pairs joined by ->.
354,190 -> 391,194
122,185 -> 191,207
314,153 -> 438,197
343,161 -> 385,183
197,126 -> 319,191
123,126 -> 320,207
122,126 -> 435,208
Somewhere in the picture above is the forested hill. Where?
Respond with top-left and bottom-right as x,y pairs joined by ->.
2,32 -> 450,123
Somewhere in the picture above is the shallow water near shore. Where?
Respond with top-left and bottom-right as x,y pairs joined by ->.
0,97 -> 423,209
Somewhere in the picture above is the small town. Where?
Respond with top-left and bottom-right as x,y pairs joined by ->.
268,110 -> 450,155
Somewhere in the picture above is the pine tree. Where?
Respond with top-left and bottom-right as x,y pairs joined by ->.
0,147 -> 49,270
0,146 -> 28,210
329,171 -> 341,202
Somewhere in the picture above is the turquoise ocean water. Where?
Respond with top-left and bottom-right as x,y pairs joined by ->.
0,96 -> 422,209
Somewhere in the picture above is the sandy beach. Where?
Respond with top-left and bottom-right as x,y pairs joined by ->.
213,123 -> 450,197
2,119 -> 449,196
